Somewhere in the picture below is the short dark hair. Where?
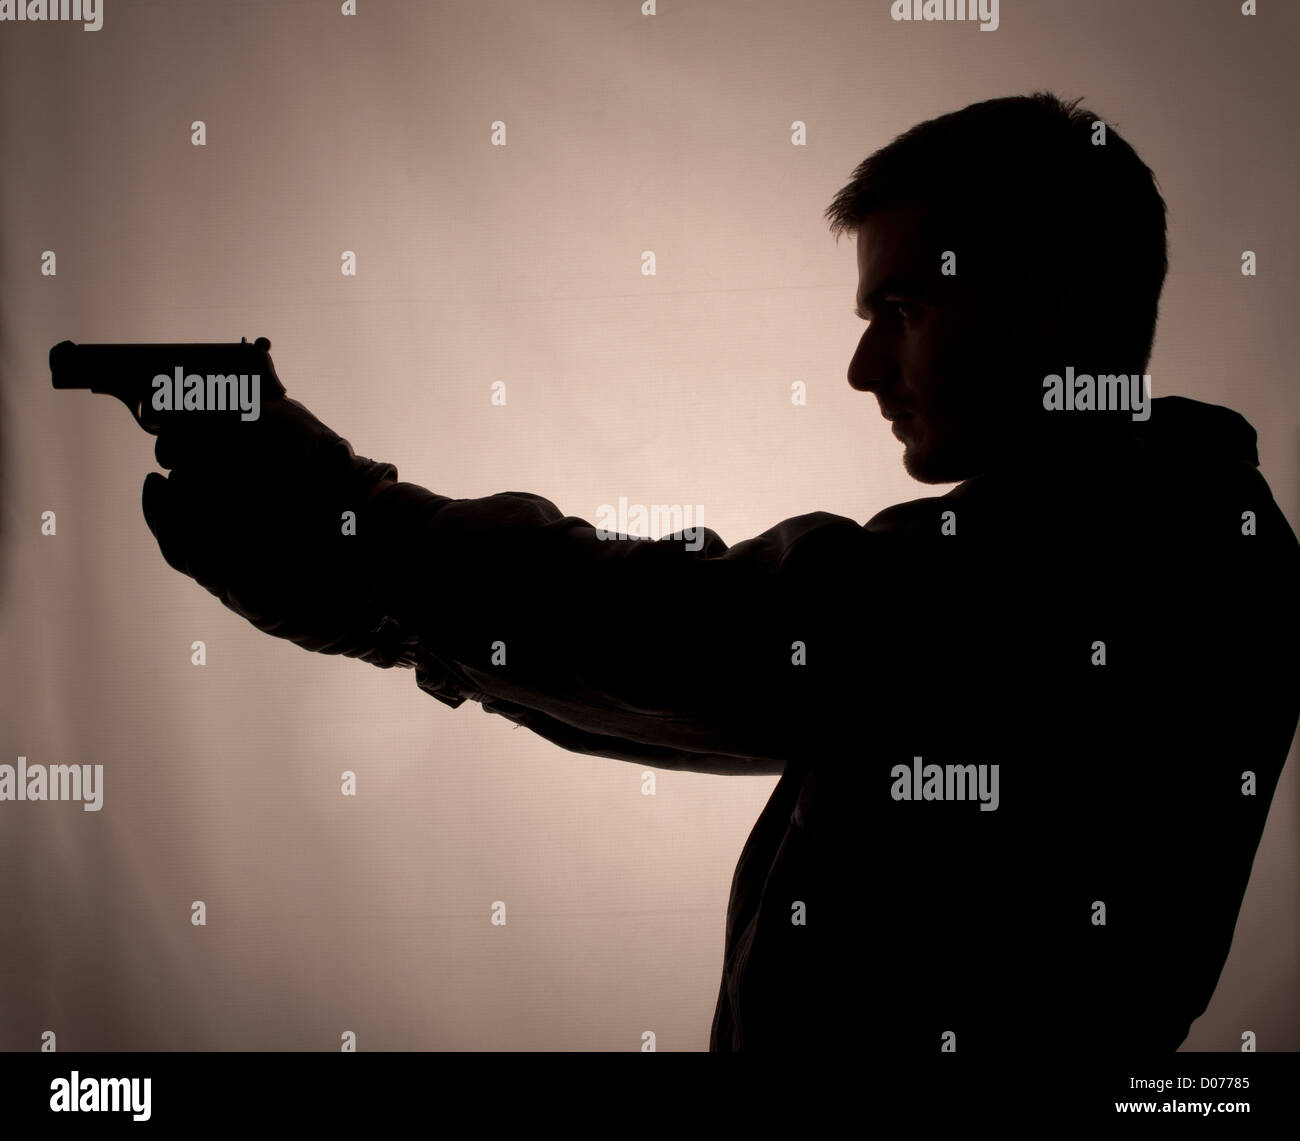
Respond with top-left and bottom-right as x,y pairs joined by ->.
824,92 -> 1168,372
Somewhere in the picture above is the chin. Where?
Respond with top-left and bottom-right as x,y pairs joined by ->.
902,445 -> 972,485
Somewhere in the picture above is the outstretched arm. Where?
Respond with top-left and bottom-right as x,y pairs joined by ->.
143,392 -> 868,774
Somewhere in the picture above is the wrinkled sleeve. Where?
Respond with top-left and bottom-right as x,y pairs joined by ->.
358,480 -> 869,774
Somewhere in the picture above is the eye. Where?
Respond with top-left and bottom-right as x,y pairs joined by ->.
892,302 -> 919,321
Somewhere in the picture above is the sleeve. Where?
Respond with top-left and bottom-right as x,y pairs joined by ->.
357,480 -> 871,775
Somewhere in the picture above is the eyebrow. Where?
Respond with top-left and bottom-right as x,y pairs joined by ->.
854,274 -> 934,320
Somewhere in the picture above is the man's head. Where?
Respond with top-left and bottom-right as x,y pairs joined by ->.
826,92 -> 1168,483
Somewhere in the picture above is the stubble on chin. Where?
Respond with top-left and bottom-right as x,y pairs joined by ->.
903,449 -> 949,485
901,436 -> 976,485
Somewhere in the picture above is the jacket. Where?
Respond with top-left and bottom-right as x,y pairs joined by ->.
352,395 -> 1300,1053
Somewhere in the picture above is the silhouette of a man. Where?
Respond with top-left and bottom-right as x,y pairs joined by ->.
142,93 -> 1300,1054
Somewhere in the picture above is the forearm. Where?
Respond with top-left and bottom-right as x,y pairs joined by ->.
356,478 -> 852,770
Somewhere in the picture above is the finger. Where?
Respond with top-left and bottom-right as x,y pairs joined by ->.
154,415 -> 236,471
141,470 -> 168,539
154,397 -> 316,473
142,471 -> 193,577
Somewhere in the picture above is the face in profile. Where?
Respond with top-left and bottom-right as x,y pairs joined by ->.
847,204 -> 1047,484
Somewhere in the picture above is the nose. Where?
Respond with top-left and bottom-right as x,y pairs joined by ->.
846,322 -> 893,394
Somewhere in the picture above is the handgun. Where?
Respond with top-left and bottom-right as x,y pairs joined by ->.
50,336 -> 287,433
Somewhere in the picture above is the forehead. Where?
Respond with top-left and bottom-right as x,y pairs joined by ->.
854,204 -> 937,288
